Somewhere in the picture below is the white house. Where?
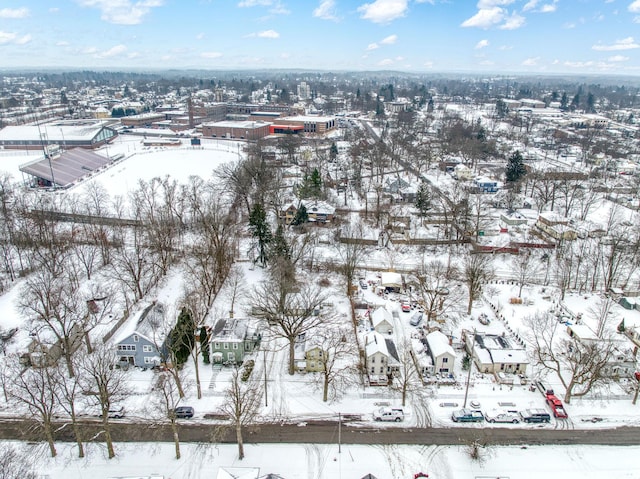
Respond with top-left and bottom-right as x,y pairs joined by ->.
364,331 -> 400,383
371,306 -> 394,335
426,331 -> 456,374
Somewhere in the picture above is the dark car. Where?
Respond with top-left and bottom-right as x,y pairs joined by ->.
174,406 -> 194,419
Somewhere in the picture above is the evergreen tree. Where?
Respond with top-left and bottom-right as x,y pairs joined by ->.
415,182 -> 432,217
271,224 -> 290,260
505,150 -> 527,183
427,98 -> 434,113
170,308 -> 195,367
560,92 -> 568,110
587,92 -> 596,113
200,325 -> 210,364
291,203 -> 308,226
330,142 -> 338,160
495,99 -> 508,118
299,168 -> 322,198
249,203 -> 272,266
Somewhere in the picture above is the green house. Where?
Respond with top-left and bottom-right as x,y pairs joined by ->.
210,318 -> 261,365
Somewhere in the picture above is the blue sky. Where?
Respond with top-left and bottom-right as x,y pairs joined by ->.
1,0 -> 640,75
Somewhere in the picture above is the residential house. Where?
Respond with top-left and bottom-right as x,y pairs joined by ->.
364,331 -> 400,384
370,306 -> 394,335
473,176 -> 500,193
535,212 -> 578,241
465,330 -> 529,376
115,302 -> 167,368
294,333 -> 326,372
26,322 -> 84,368
279,200 -> 336,225
210,318 -> 261,365
425,331 -> 456,374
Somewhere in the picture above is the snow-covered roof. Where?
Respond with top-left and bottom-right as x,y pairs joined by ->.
380,272 -> 402,287
365,331 -> 389,357
371,306 -> 392,327
426,330 -> 455,358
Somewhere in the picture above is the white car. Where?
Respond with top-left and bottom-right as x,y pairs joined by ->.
373,407 -> 404,422
485,410 -> 520,424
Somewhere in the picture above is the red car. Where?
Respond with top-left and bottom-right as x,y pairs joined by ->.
401,302 -> 412,313
546,393 -> 568,418
414,473 -> 429,479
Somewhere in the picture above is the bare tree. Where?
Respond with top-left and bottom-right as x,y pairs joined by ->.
413,259 -> 459,325
18,269 -> 84,377
0,443 -> 38,479
524,312 -> 617,403
251,276 -> 329,375
219,366 -> 263,460
512,250 -> 542,298
53,360 -> 86,457
392,339 -> 423,407
6,359 -> 59,457
78,344 -> 130,459
461,253 -> 494,315
311,326 -> 357,402
149,371 -> 188,459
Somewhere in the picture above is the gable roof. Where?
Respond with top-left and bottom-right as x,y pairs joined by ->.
426,330 -> 455,358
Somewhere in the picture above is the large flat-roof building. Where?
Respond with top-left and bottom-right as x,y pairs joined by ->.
201,120 -> 271,140
275,115 -> 336,134
0,120 -> 117,150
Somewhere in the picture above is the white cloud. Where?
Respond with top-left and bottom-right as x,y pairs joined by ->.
634,16 -> 640,23
499,12 -> 525,29
630,1 -> 640,13
0,7 -> 30,19
56,40 -> 69,46
196,33 -> 205,40
461,6 -> 504,28
15,34 -> 31,44
82,46 -> 98,54
238,0 -> 272,6
381,34 -> 398,44
378,58 -> 394,66
592,37 -> 639,50
522,0 -> 538,11
462,0 -> 525,29
366,42 -> 379,50
499,44 -> 513,50
540,3 -> 557,13
238,0 -> 289,14
96,44 -> 127,58
423,61 -> 434,68
49,7 -> 59,13
358,0 -> 408,24
127,52 -> 140,59
475,39 -> 490,49
313,0 -> 339,21
77,0 -> 164,25
201,51 -> 223,58
522,56 -> 539,66
608,54 -> 629,62
0,31 -> 31,45
257,29 -> 280,38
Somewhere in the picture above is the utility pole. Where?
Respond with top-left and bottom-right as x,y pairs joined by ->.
263,348 -> 268,407
338,412 -> 341,453
463,329 -> 476,408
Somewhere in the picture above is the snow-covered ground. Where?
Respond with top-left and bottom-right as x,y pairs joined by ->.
1,136 -> 639,478
25,441 -> 640,479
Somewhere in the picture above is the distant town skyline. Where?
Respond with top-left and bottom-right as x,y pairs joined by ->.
1,0 -> 640,75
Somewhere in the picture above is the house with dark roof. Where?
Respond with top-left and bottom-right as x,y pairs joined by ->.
116,302 -> 167,368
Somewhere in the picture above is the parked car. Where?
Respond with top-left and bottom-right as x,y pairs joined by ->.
451,408 -> 484,422
545,393 -> 568,418
373,407 -> 404,422
410,311 -> 423,326
485,410 -> 520,424
401,302 -> 412,313
520,408 -> 551,423
359,279 -> 368,290
174,406 -> 194,419
99,406 -> 125,419
469,400 -> 481,409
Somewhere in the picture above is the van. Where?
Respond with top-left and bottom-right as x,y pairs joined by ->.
410,312 -> 423,326
520,408 -> 551,423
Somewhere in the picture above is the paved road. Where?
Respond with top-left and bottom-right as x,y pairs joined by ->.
2,418 -> 639,447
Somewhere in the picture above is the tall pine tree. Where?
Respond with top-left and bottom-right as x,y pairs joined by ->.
505,150 -> 527,183
249,203 -> 272,266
